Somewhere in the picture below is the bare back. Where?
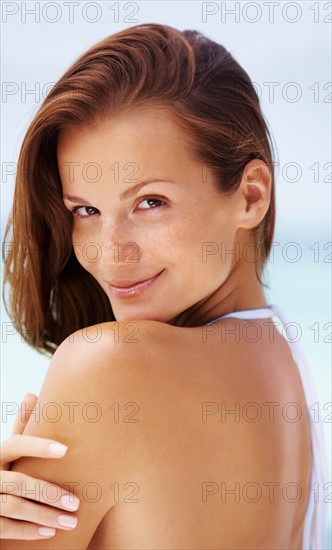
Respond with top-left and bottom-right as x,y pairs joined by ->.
87,318 -> 312,549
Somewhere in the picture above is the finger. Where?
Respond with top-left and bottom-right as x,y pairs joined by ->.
0,434 -> 68,470
0,516 -> 57,540
1,470 -> 80,512
11,394 -> 38,436
1,495 -> 78,532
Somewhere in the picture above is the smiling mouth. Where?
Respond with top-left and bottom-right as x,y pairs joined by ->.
107,270 -> 164,297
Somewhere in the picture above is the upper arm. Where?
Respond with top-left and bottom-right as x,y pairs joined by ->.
2,320 -> 151,550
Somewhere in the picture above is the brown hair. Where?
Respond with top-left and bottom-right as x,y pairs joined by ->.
2,23 -> 276,356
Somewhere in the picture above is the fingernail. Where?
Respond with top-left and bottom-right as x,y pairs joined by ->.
60,494 -> 80,510
57,514 -> 78,528
38,527 -> 56,537
48,443 -> 68,456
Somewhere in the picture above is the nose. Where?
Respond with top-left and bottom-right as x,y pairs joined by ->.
105,240 -> 140,265
99,221 -> 140,266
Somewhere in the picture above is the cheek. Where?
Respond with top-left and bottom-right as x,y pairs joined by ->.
72,222 -> 91,243
189,222 -> 236,275
71,225 -> 101,272
170,217 -> 235,267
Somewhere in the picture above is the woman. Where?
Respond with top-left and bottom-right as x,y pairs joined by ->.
0,23 -> 328,549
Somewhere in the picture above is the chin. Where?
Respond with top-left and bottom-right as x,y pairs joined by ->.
115,307 -> 175,324
111,308 -> 156,322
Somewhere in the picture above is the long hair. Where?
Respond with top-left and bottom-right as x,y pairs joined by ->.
2,23 -> 276,356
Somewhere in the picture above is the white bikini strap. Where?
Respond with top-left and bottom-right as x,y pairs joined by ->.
269,303 -> 329,549
205,306 -> 274,324
205,303 -> 329,547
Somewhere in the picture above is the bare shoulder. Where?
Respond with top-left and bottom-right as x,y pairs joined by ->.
48,319 -> 165,387
33,318 -> 311,549
57,318 -> 193,388
64,317 -> 311,434
81,319 -> 312,548
63,316 -> 311,447
5,321 -> 170,550
4,320 -> 311,549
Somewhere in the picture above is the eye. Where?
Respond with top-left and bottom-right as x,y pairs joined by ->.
136,196 -> 166,210
70,206 -> 99,217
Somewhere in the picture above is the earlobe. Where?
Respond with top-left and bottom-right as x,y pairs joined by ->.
239,159 -> 272,227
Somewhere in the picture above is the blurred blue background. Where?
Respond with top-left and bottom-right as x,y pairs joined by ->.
1,1 -> 331,545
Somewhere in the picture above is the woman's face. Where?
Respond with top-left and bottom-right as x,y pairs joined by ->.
57,105 -> 248,325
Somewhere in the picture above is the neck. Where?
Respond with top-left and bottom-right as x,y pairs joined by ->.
170,256 -> 269,328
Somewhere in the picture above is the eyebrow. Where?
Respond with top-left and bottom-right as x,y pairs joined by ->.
62,178 -> 175,204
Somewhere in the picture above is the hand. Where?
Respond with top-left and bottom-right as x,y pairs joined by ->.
0,393 -> 79,540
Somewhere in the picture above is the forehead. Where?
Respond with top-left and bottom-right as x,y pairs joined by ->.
57,105 -> 197,160
56,105 -> 206,189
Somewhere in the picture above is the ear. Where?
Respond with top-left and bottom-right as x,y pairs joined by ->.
237,159 -> 272,229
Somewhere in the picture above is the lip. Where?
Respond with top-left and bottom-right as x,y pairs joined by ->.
107,270 -> 163,298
